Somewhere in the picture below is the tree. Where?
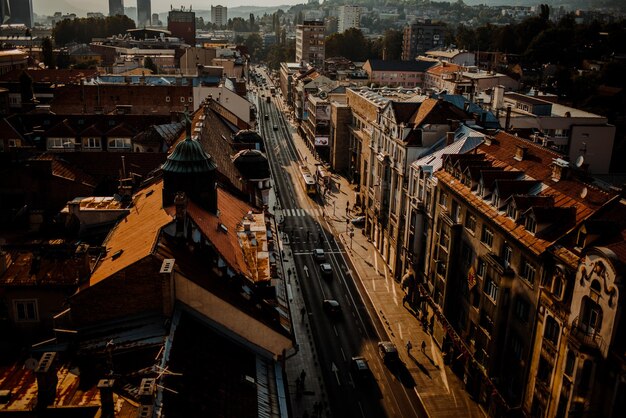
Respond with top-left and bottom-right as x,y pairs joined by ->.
41,37 -> 55,68
245,33 -> 263,60
381,29 -> 403,60
19,71 -> 35,108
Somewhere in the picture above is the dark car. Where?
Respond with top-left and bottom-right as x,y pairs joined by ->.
351,216 -> 365,226
273,125 -> 278,130
351,356 -> 371,380
378,341 -> 399,365
313,248 -> 325,260
323,299 -> 341,316
320,263 -> 332,277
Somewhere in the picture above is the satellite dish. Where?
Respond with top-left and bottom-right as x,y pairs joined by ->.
25,357 -> 38,370
575,155 -> 585,168
580,187 -> 588,199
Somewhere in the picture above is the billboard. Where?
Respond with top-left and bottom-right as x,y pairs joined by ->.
315,136 -> 329,146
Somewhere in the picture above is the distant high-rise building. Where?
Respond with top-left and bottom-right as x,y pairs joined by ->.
338,5 -> 361,33
211,5 -> 227,27
296,20 -> 325,68
1,0 -> 33,27
168,8 -> 195,46
109,0 -> 124,17
402,19 -> 445,61
151,13 -> 160,26
137,0 -> 151,27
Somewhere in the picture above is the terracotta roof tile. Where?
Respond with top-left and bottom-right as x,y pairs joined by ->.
172,188 -> 258,279
88,181 -> 173,287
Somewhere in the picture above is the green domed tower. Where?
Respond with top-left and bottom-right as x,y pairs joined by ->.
162,114 -> 218,213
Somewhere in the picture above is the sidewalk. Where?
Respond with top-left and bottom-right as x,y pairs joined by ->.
285,117 -> 486,418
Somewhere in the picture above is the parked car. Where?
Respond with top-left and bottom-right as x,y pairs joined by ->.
323,299 -> 341,316
378,341 -> 399,365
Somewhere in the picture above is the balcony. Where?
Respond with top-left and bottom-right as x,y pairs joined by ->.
569,317 -> 606,355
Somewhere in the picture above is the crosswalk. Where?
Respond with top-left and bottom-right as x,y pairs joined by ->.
280,208 -> 324,218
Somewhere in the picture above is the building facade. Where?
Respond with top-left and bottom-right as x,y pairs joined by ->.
524,197 -> 626,418
137,0 -> 151,27
211,5 -> 228,27
1,0 -> 33,27
295,20 -> 325,68
427,132 -> 615,414
338,5 -> 362,33
108,0 -> 124,17
402,20 -> 445,61
167,8 -> 196,46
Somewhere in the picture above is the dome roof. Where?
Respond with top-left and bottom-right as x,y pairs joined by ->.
233,129 -> 263,144
233,149 -> 270,179
162,137 -> 216,174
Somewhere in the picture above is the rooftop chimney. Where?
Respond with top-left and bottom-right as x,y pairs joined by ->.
97,379 -> 115,418
446,132 -> 455,146
174,192 -> 187,239
35,352 -> 58,410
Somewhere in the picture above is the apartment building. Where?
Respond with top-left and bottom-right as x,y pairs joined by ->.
338,5 -> 362,33
428,131 -> 615,413
363,59 -> 436,88
524,197 -> 626,418
211,5 -> 228,27
493,88 -> 616,174
402,19 -> 445,61
296,20 -> 325,68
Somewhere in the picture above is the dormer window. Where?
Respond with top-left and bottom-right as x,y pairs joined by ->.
525,215 -> 537,234
506,203 -> 517,220
493,191 -> 500,209
514,145 -> 527,161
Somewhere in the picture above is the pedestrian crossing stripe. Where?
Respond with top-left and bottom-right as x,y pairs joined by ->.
282,208 -> 323,217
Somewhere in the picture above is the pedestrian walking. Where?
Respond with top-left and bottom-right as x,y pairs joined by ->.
421,340 -> 427,354
300,307 -> 306,322
406,340 -> 413,354
300,369 -> 306,382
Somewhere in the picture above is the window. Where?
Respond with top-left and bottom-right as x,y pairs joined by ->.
481,225 -> 494,248
552,276 -> 564,299
14,299 -> 38,322
451,200 -> 461,223
85,137 -> 101,149
506,203 -> 516,219
438,191 -> 447,207
503,244 -> 512,268
514,297 -> 530,323
525,215 -> 537,233
484,276 -> 498,302
564,349 -> 575,377
108,137 -> 131,149
521,259 -> 536,284
188,97 -> 193,102
48,137 -> 74,149
544,316 -> 560,345
180,97 -> 185,103
465,212 -> 476,233
477,258 -> 486,278
165,96 -> 171,102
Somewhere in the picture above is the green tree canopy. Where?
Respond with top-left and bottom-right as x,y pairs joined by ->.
53,15 -> 135,46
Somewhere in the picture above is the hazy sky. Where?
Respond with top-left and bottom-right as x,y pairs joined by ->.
33,1 -> 303,16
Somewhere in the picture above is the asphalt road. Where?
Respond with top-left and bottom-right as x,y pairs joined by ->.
251,68 -> 428,418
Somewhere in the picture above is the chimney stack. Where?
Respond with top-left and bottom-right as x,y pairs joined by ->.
446,132 -> 455,146
35,352 -> 58,410
174,192 -> 187,239
97,379 -> 115,418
